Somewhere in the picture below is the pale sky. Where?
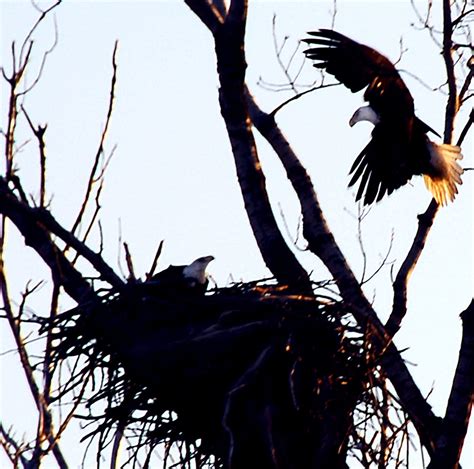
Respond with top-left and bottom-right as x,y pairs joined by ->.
1,0 -> 472,467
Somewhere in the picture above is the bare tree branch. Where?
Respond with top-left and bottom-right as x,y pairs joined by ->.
146,239 -> 164,279
244,89 -> 441,454
3,41 -> 32,178
428,299 -> 474,468
0,177 -> 95,302
34,206 -> 124,288
0,250 -> 69,468
213,0 -> 227,19
21,106 -> 48,208
19,0 -> 61,67
457,107 -> 473,146
206,0 -> 313,291
184,0 -> 223,33
123,242 -> 136,281
459,67 -> 473,104
387,200 -> 439,336
270,83 -> 340,117
442,0 -> 460,142
0,422 -> 28,467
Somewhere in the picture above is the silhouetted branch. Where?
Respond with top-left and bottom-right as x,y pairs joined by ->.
387,200 -> 439,337
457,107 -> 473,146
459,67 -> 473,104
442,0 -> 459,142
270,83 -> 339,116
0,253 -> 69,469
71,182 -> 105,266
184,0 -> 223,33
209,1 -> 313,291
3,41 -> 33,178
0,177 -> 95,302
146,239 -> 164,279
428,299 -> 474,468
0,269 -> 42,425
110,421 -> 126,469
21,106 -> 48,207
213,0 -> 227,19
123,242 -> 136,281
245,89 -> 373,320
19,0 -> 61,67
184,0 -> 313,292
18,13 -> 59,98
34,207 -> 124,288
226,0 -> 246,25
452,7 -> 473,27
0,422 -> 28,467
43,283 -> 59,401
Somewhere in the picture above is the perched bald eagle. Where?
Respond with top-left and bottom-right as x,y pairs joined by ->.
303,29 -> 463,205
149,255 -> 215,295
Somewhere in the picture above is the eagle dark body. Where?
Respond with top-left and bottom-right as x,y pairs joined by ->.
148,256 -> 214,296
303,29 -> 463,205
150,265 -> 205,294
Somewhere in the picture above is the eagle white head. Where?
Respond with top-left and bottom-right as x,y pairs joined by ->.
349,105 -> 380,127
182,255 -> 215,285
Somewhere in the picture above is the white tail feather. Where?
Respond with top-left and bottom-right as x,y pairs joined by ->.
424,142 -> 463,206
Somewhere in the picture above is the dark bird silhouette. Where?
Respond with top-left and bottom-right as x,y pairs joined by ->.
303,29 -> 463,205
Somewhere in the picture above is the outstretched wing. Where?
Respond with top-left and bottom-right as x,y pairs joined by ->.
348,124 -> 413,205
303,29 -> 414,118
303,29 -> 425,204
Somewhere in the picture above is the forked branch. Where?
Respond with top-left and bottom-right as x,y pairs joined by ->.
191,0 -> 313,292
0,177 -> 95,302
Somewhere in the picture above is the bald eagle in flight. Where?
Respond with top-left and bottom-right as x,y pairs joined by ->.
150,255 -> 215,295
303,29 -> 463,205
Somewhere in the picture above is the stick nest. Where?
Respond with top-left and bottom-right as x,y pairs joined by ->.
48,279 -> 409,468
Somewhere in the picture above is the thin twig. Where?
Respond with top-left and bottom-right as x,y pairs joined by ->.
271,15 -> 298,95
19,13 -> 59,98
123,242 -> 136,281
69,41 -> 119,238
146,240 -> 164,279
270,82 -> 340,116
19,0 -> 61,66
457,107 -> 473,146
21,105 -> 48,207
458,67 -> 473,104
